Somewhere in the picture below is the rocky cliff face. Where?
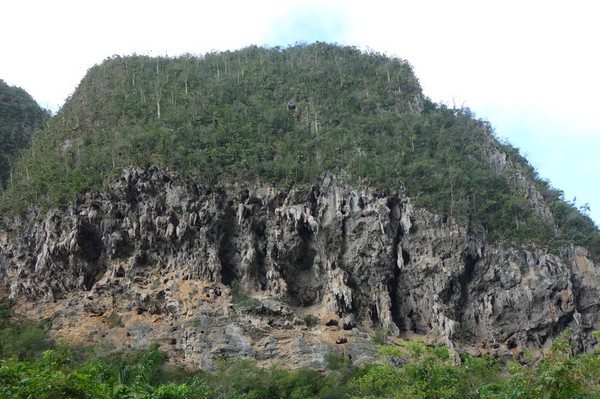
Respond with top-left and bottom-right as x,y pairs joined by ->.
1,167 -> 599,369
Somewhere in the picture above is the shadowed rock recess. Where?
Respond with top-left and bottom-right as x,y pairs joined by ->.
1,167 -> 598,369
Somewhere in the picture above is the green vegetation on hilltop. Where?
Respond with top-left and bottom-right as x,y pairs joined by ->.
0,80 -> 50,188
0,43 -> 598,256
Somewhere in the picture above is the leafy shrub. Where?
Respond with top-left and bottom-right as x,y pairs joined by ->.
505,329 -> 600,399
107,312 -> 124,328
229,280 -> 259,308
0,298 -> 54,360
0,331 -> 599,398
371,328 -> 388,345
324,350 -> 352,371
303,314 -> 319,328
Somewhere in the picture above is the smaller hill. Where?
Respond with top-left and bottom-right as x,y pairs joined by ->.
0,80 -> 50,187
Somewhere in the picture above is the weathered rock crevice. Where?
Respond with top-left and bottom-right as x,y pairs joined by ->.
1,167 -> 598,369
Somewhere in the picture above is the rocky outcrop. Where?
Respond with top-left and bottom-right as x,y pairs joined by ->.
1,167 -> 599,368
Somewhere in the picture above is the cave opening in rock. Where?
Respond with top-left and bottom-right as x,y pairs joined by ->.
388,264 -> 402,332
77,222 -> 106,290
389,222 -> 405,331
77,222 -> 103,263
218,204 -> 239,286
219,236 -> 238,286
220,260 -> 237,285
459,253 -> 477,304
282,224 -> 321,307
402,250 -> 411,265
370,304 -> 380,325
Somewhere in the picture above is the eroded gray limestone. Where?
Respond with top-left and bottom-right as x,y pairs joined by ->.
1,167 -> 598,369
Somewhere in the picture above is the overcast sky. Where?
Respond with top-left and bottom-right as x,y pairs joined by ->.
2,0 -> 598,226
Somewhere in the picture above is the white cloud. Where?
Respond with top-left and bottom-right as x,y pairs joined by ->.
1,0 -> 287,109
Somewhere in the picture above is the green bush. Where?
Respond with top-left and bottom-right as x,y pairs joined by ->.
107,312 -> 124,329
371,328 -> 388,346
324,350 -> 352,371
505,330 -> 600,399
303,314 -> 319,328
229,280 -> 260,308
0,299 -> 54,360
0,331 -> 599,398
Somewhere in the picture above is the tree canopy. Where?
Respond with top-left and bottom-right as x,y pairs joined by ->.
0,80 -> 49,188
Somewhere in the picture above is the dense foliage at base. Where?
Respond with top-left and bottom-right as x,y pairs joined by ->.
2,308 -> 600,398
0,79 -> 49,187
0,43 -> 598,256
1,303 -> 599,398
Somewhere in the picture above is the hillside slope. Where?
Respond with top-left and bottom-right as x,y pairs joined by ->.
0,44 -> 599,367
0,80 -> 49,187
1,44 -> 597,256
